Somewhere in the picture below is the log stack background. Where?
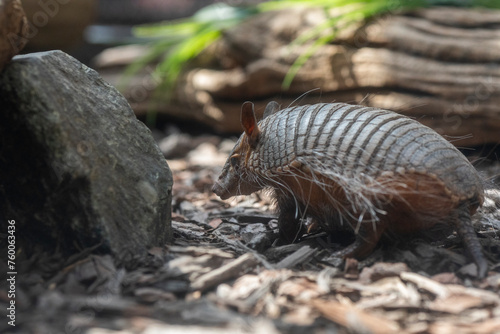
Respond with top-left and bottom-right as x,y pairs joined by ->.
97,7 -> 500,147
0,0 -> 28,70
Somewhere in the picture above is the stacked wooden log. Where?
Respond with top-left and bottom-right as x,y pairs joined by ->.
0,0 -> 28,70
97,7 -> 500,147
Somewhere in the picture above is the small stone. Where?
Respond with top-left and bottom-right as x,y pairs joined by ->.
240,223 -> 273,252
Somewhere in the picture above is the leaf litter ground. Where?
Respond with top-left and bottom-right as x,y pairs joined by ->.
3,132 -> 500,334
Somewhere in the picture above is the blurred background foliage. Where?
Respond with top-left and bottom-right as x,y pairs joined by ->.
18,0 -> 500,129
20,0 -> 500,96
126,0 -> 500,96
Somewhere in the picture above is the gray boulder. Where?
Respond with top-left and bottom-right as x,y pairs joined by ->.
0,51 -> 172,267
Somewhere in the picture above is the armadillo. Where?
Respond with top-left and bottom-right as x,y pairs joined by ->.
212,101 -> 488,278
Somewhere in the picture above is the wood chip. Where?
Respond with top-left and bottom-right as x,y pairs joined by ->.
168,245 -> 235,259
282,305 -> 316,326
275,245 -> 316,269
400,272 -> 450,298
359,262 -> 410,283
429,318 -> 500,334
191,253 -> 259,291
429,293 -> 484,314
312,299 -> 402,334
134,287 -> 176,303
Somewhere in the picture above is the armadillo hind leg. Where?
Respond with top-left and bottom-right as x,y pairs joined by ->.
454,204 -> 488,278
330,223 -> 386,259
277,196 -> 305,244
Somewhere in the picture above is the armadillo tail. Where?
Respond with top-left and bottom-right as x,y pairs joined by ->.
455,205 -> 488,278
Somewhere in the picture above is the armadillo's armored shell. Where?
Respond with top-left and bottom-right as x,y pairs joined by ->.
248,103 -> 483,202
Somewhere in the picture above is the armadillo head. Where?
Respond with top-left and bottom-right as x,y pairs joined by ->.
212,101 -> 278,200
212,138 -> 262,200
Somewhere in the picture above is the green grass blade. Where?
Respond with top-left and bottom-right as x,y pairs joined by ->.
153,27 -> 221,99
133,20 -> 202,38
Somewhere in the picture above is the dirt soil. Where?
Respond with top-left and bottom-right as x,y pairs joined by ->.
2,130 -> 500,334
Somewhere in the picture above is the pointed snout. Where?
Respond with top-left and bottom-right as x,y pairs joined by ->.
212,182 -> 230,200
211,183 -> 219,196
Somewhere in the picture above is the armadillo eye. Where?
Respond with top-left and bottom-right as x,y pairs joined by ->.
230,155 -> 240,169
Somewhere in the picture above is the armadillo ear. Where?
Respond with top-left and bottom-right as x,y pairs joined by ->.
241,101 -> 260,148
263,101 -> 280,119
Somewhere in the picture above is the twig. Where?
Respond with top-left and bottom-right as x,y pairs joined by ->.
191,253 -> 259,291
213,230 -> 275,270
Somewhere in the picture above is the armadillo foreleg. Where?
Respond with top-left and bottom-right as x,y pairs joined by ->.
277,195 -> 304,244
